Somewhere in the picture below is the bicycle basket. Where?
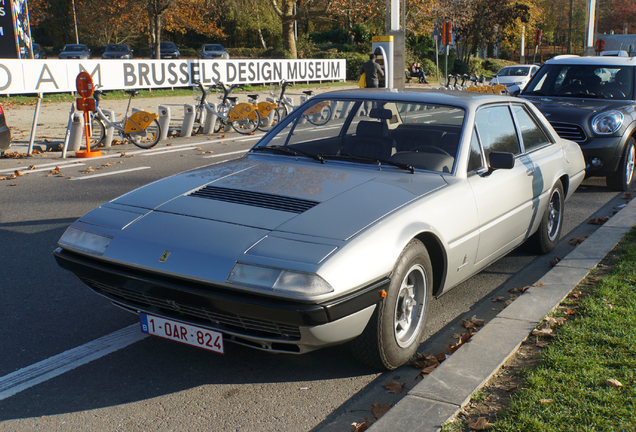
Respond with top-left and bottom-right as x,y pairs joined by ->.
269,84 -> 281,98
193,85 -> 203,103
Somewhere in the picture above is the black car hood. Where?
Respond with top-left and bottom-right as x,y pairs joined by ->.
520,95 -> 635,123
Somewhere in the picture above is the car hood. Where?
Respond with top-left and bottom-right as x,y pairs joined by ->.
520,96 -> 633,121
108,155 -> 447,241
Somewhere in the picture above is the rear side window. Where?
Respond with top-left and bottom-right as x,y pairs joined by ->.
512,105 -> 551,152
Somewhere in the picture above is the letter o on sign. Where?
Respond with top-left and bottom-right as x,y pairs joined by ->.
76,71 -> 94,98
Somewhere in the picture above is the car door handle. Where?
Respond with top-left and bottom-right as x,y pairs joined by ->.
526,167 -> 535,176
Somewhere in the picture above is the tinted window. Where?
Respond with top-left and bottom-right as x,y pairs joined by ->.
512,105 -> 551,151
475,106 -> 521,156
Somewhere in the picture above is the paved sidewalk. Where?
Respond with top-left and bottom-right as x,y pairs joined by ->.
368,196 -> 636,431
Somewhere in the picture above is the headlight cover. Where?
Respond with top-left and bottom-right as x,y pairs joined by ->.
592,110 -> 624,134
58,227 -> 112,256
227,262 -> 333,297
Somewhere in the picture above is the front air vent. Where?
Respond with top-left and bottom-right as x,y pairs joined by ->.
188,186 -> 319,214
550,122 -> 587,143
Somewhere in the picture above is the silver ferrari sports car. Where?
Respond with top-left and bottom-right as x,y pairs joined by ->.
54,89 -> 586,369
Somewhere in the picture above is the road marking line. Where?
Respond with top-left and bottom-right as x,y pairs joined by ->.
69,166 -> 151,180
203,150 -> 249,159
0,324 -> 147,401
0,161 -> 86,174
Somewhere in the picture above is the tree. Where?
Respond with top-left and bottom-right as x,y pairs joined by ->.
270,0 -> 332,58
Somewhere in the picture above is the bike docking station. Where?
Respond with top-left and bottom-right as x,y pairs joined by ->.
73,72 -> 101,158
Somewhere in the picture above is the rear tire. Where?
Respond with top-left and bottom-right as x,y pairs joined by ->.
528,179 -> 564,254
231,111 -> 260,135
350,239 -> 432,370
257,106 -> 281,132
306,104 -> 332,126
83,116 -> 105,150
606,137 -> 635,191
127,119 -> 161,149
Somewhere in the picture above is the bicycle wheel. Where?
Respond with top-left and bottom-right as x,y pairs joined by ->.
257,105 -> 281,132
127,119 -> 161,149
231,110 -> 261,135
83,116 -> 105,150
305,104 -> 332,126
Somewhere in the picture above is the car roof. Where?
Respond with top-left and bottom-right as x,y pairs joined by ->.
544,55 -> 636,66
315,88 -> 522,109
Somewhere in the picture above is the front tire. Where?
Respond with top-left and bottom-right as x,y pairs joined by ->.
606,137 -> 636,191
257,106 -> 281,132
528,179 -> 564,254
351,239 -> 432,370
127,119 -> 161,149
306,104 -> 332,126
231,111 -> 260,135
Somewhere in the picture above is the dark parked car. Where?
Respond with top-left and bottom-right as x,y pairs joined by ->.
153,42 -> 180,59
32,43 -> 47,59
101,44 -> 133,59
58,44 -> 91,60
0,103 -> 11,154
198,44 -> 230,59
518,55 -> 636,190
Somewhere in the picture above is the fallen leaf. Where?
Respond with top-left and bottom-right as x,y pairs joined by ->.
607,378 -> 623,388
420,364 -> 438,376
532,283 -> 544,287
623,192 -> 632,200
550,257 -> 561,267
351,417 -> 372,432
587,217 -> 609,225
560,306 -> 577,315
531,322 -> 553,337
492,296 -> 505,302
383,381 -> 405,394
540,399 -> 554,404
371,402 -> 391,419
535,339 -> 550,348
505,384 -> 518,392
468,417 -> 492,430
568,238 -> 584,246
470,315 -> 485,326
545,316 -> 567,326
14,170 -> 23,177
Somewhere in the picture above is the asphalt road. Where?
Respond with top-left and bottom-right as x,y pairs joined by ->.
0,96 -> 631,431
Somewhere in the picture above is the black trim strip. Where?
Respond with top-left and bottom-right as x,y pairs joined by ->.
54,248 -> 385,327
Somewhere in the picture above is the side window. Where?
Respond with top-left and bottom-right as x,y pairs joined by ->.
468,129 -> 484,172
474,106 -> 521,157
512,105 -> 551,152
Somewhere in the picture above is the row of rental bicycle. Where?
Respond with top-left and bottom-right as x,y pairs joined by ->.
85,80 -> 332,151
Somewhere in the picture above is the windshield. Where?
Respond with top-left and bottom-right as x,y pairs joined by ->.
253,98 -> 465,174
106,45 -> 128,52
498,66 -> 530,77
523,64 -> 634,100
205,45 -> 223,51
64,45 -> 87,52
161,43 -> 177,49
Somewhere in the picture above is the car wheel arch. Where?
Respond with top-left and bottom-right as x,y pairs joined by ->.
412,232 -> 447,297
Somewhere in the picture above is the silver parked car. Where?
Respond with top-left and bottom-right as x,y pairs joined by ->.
54,89 -> 585,369
490,64 -> 539,90
198,44 -> 230,59
58,44 -> 91,59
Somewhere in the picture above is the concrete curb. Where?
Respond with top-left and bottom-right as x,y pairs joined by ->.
369,196 -> 636,431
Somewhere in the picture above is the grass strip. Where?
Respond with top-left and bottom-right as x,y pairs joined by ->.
490,227 -> 636,432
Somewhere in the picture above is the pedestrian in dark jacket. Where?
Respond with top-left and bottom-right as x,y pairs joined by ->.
359,54 -> 384,88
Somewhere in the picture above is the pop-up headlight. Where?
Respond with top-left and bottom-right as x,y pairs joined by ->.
227,262 -> 333,297
58,227 -> 113,256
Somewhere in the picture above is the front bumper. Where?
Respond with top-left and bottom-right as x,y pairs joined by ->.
54,248 -> 387,353
579,135 -> 624,176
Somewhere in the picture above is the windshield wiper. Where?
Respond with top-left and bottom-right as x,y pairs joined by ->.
325,153 -> 415,174
252,145 -> 325,163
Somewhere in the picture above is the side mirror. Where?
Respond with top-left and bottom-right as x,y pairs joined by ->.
484,151 -> 515,176
508,85 -> 521,96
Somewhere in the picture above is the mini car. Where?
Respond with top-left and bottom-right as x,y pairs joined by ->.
58,44 -> 91,59
102,44 -> 133,59
198,44 -> 230,60
0,103 -> 11,154
489,64 -> 539,90
519,55 -> 636,190
54,89 -> 585,369
153,42 -> 180,59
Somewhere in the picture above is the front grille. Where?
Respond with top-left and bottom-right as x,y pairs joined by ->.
550,122 -> 587,142
80,277 -> 302,340
188,186 -> 319,214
